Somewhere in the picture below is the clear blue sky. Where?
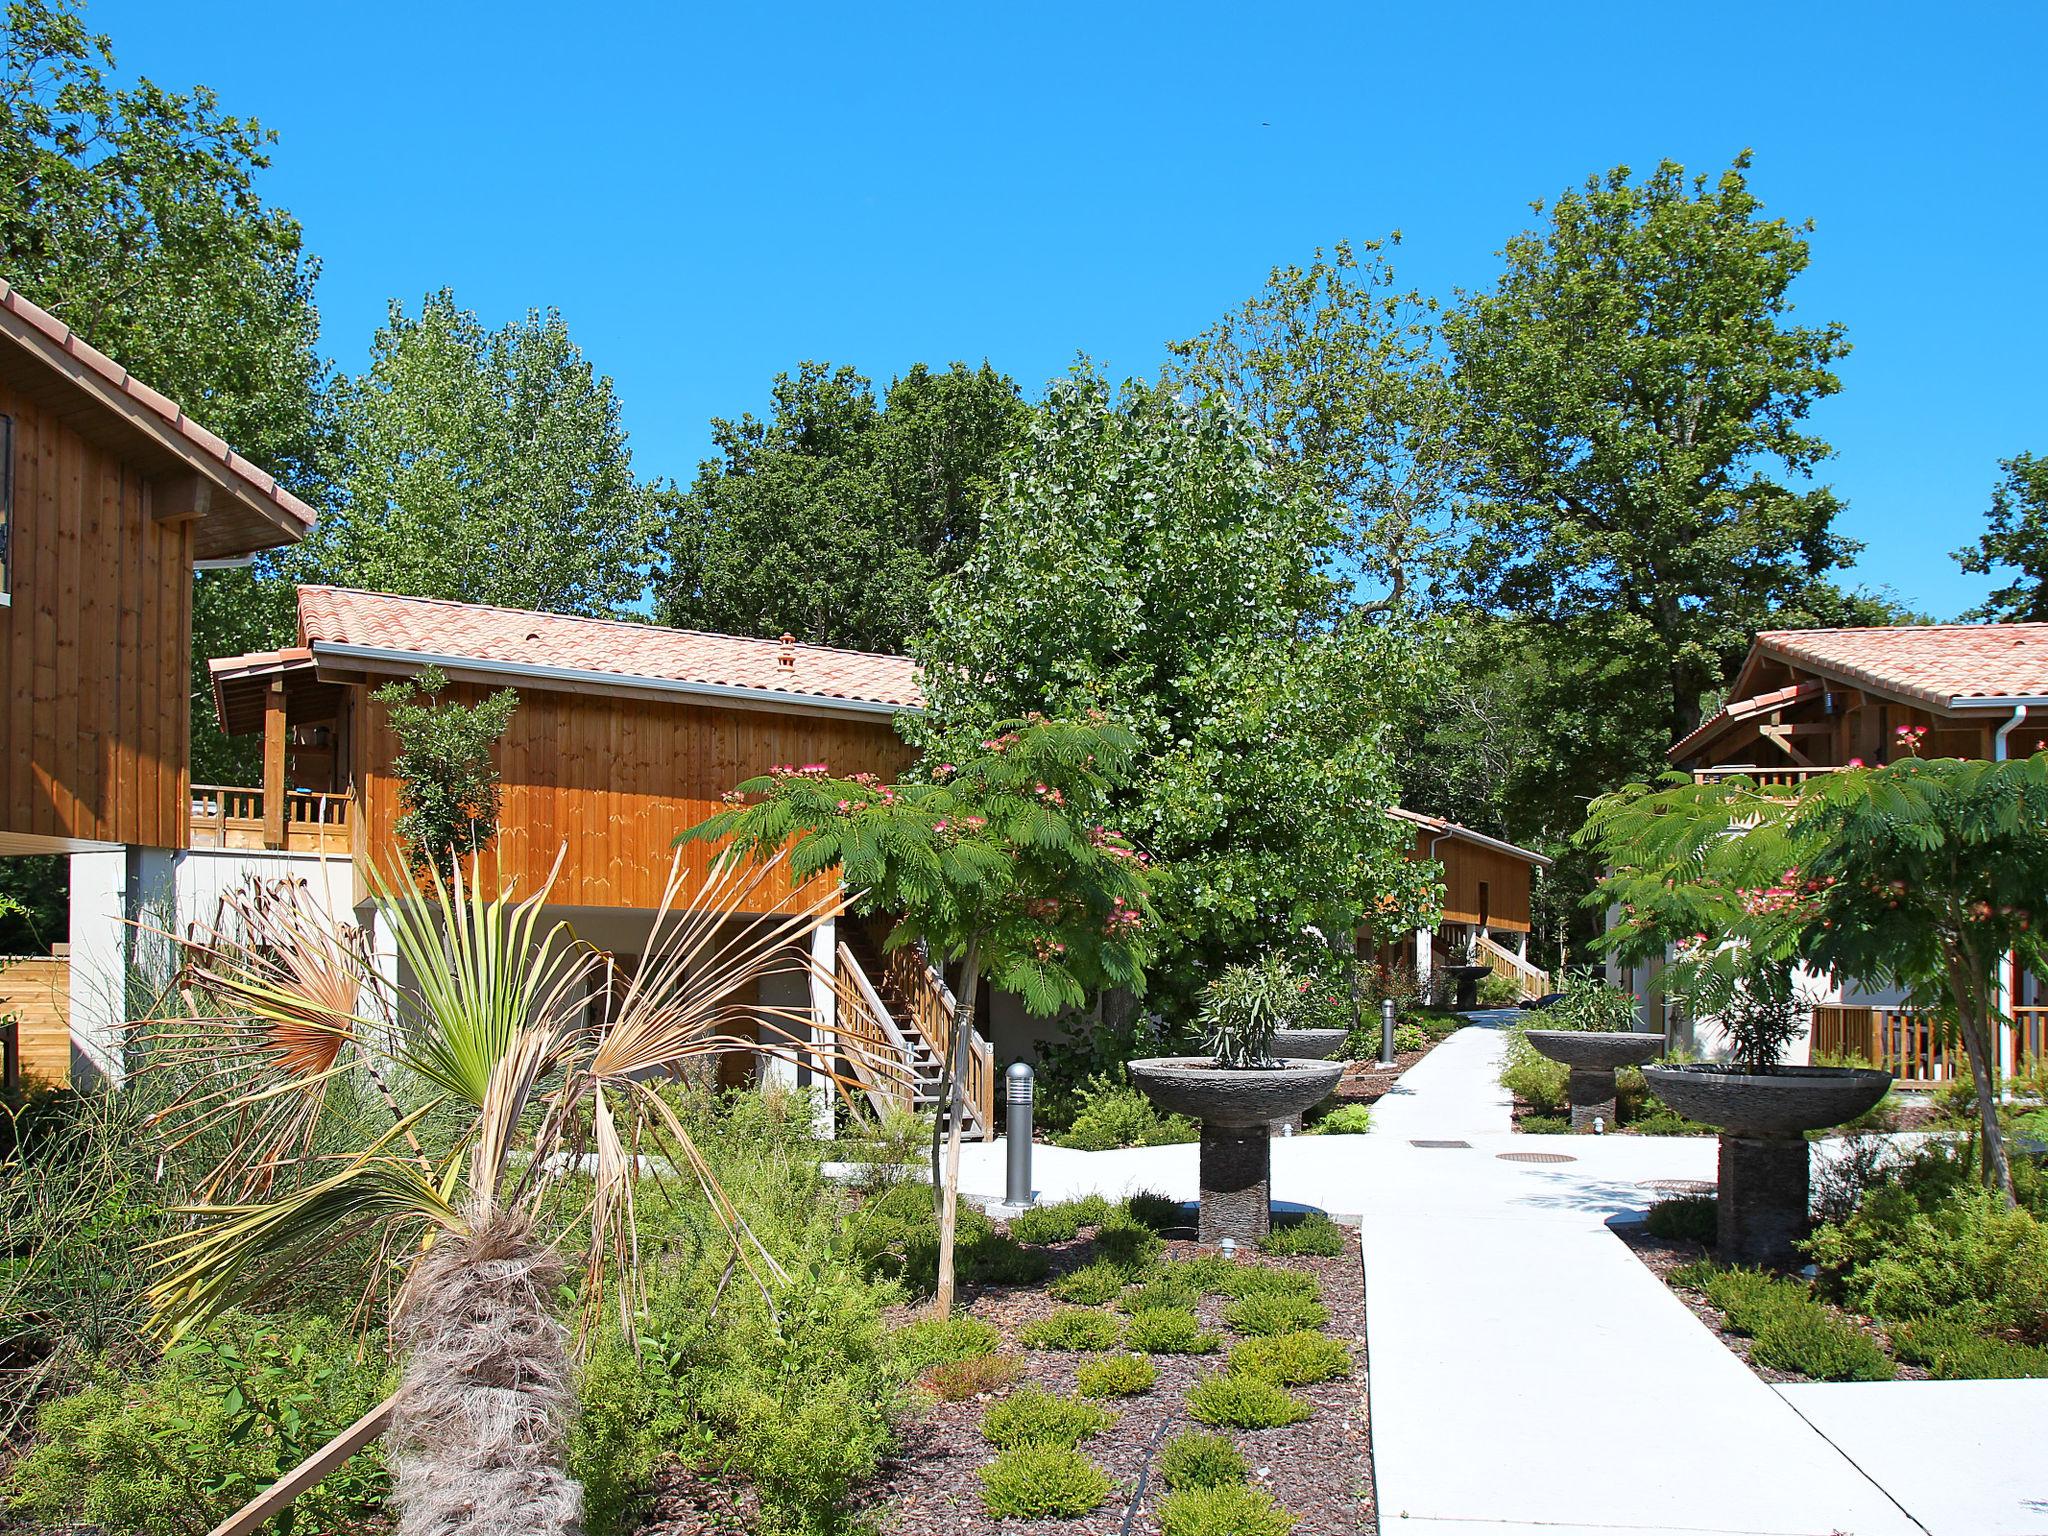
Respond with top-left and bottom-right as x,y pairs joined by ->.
98,0 -> 2046,619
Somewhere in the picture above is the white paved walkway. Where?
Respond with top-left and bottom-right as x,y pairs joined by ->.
953,1023 -> 2048,1535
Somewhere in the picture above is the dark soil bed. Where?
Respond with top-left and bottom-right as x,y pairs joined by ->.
1617,1225 -> 1929,1383
868,1234 -> 1374,1535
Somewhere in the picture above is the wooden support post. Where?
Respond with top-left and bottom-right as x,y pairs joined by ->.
262,682 -> 286,849
206,1394 -> 395,1536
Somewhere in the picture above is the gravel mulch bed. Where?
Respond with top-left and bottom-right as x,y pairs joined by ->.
1616,1225 -> 1928,1383
870,1229 -> 1374,1535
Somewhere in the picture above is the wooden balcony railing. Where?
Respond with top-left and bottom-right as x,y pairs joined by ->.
1810,1003 -> 2048,1085
1476,934 -> 1550,1001
1692,765 -> 1848,788
189,785 -> 351,854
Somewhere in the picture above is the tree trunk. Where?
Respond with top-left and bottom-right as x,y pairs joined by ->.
389,1212 -> 580,1536
932,935 -> 983,1321
1946,958 -> 2015,1204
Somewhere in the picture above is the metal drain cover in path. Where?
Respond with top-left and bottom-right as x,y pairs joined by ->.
1498,1151 -> 1576,1163
1409,1139 -> 1472,1149
1637,1178 -> 1716,1195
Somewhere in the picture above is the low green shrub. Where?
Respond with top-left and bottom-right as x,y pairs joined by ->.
1075,1352 -> 1157,1397
1055,1080 -> 1199,1150
1391,1021 -> 1429,1054
1749,1306 -> 1893,1382
892,1314 -> 1000,1376
1808,1180 -> 2048,1340
1260,1213 -> 1347,1257
4,1313 -> 390,1536
1158,1429 -> 1249,1491
1629,1101 -> 1716,1136
1644,1196 -> 1718,1245
920,1352 -> 1023,1401
1019,1307 -> 1123,1352
1161,1254 -> 1240,1293
1890,1319 -> 2048,1380
965,1232 -> 1053,1286
1306,1104 -> 1373,1135
1125,1189 -> 1186,1231
1518,1112 -> 1572,1134
1124,1306 -> 1221,1355
978,1444 -> 1114,1519
1049,1260 -> 1130,1305
1500,1036 -> 1570,1116
1227,1330 -> 1351,1386
1213,1264 -> 1319,1300
1121,1272 -> 1203,1312
1008,1196 -> 1110,1246
1094,1215 -> 1166,1276
1222,1290 -> 1329,1336
1475,971 -> 1523,1010
1675,1263 -> 1812,1336
1186,1370 -> 1314,1429
1159,1483 -> 1298,1536
981,1386 -> 1116,1449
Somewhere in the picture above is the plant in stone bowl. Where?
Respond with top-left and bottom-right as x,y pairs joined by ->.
1717,967 -> 1805,1074
1198,958 -> 1291,1068
1538,971 -> 1639,1032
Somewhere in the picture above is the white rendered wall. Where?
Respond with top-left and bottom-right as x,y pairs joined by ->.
66,848 -> 129,1085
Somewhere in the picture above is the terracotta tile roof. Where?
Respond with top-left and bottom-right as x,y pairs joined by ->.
1668,680 -> 1825,761
293,587 -> 924,712
0,278 -> 317,552
1754,623 -> 2048,710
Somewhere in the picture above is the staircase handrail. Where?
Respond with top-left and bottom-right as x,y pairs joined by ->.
882,931 -> 993,1138
834,942 -> 916,1118
1475,933 -> 1549,999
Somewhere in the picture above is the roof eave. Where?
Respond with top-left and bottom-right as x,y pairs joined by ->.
308,641 -> 922,721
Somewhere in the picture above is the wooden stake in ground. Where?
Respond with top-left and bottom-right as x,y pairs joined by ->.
932,936 -> 982,1320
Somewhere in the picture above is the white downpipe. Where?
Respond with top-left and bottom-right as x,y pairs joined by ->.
1994,706 -> 2030,1069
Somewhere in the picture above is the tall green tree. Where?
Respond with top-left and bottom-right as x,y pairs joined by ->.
1955,452 -> 2048,622
653,360 -> 1025,651
0,0 -> 329,784
1166,237 -> 1460,613
918,372 -> 1433,996
295,291 -> 659,615
1446,153 -> 1854,755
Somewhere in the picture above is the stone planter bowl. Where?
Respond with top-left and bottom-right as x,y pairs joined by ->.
1271,1028 -> 1349,1061
1523,1030 -> 1665,1071
1128,1057 -> 1345,1130
1640,1063 -> 1893,1137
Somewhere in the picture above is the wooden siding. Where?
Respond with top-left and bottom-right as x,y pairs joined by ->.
351,683 -> 914,911
1414,830 -> 1535,933
0,380 -> 192,849
0,954 -> 71,1086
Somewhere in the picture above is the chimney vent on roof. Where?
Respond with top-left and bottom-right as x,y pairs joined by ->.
778,633 -> 796,669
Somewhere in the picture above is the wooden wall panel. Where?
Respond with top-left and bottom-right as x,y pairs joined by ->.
1411,829 -> 1536,933
1,954 -> 72,1087
352,683 -> 915,912
0,382 -> 191,847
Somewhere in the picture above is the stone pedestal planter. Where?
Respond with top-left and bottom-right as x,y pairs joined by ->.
1523,1030 -> 1665,1132
1640,1064 -> 1892,1267
1128,1056 -> 1344,1243
1443,963 -> 1491,1010
1267,1029 -> 1348,1133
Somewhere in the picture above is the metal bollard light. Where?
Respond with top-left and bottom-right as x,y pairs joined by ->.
1379,998 -> 1397,1066
1005,1060 -> 1035,1207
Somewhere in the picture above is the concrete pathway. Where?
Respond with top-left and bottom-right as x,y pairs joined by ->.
952,1023 -> 2047,1534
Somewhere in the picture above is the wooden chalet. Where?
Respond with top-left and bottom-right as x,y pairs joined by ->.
0,279 -> 315,1088
1656,622 -> 2048,1080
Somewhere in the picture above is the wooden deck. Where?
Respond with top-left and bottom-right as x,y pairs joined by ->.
0,953 -> 70,1088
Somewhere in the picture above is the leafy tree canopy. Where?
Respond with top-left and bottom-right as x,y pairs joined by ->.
652,359 -> 1026,652
0,0 -> 330,784
1955,452 -> 2048,622
1446,152 -> 1855,750
1166,236 -> 1459,614
917,370 -> 1435,985
294,290 -> 660,616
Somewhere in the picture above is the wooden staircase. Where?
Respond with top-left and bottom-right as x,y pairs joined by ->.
1475,933 -> 1550,1002
837,925 -> 993,1139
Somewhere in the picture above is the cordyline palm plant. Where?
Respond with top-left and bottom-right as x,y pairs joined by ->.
137,846 -> 860,1536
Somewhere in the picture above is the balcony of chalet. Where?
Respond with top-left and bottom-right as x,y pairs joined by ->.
188,783 -> 351,854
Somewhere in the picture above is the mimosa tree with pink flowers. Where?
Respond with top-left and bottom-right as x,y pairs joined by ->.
1585,752 -> 2048,1201
683,713 -> 1157,1313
